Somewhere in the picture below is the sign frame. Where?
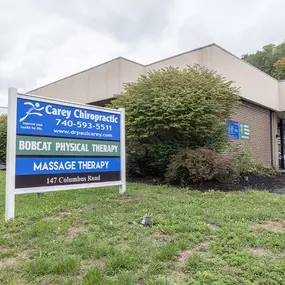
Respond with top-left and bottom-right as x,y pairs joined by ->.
5,88 -> 126,221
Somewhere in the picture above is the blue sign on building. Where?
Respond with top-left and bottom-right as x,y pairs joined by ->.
226,120 -> 239,140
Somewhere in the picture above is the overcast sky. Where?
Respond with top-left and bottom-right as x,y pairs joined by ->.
0,0 -> 284,107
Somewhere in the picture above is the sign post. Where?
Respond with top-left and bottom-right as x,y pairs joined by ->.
119,108 -> 126,194
5,88 -> 17,221
5,88 -> 126,221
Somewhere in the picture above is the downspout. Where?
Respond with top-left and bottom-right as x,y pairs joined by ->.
270,111 -> 275,167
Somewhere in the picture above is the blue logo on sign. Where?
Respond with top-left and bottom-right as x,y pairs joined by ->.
19,102 -> 44,122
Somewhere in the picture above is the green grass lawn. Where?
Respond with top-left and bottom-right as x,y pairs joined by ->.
1,172 -> 285,284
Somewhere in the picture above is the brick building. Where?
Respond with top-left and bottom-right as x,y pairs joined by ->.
27,44 -> 285,169
230,101 -> 272,166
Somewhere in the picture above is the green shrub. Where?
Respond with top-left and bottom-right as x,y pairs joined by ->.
226,143 -> 257,175
0,115 -> 7,164
165,148 -> 238,186
254,165 -> 279,176
109,65 -> 240,176
226,143 -> 279,176
126,151 -> 157,177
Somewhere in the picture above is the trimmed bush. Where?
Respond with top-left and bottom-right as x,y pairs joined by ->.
165,148 -> 238,186
226,143 -> 279,176
109,65 -> 240,176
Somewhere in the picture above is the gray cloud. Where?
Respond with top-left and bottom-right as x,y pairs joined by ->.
1,0 -> 285,106
177,0 -> 285,55
0,0 -> 174,105
33,0 -> 174,43
85,0 -> 174,42
0,58 -> 49,102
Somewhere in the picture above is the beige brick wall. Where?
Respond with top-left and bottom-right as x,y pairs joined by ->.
230,101 -> 272,166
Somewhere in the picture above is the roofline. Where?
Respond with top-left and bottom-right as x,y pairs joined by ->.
147,43 -> 279,83
146,43 -> 216,67
28,42 -> 281,93
279,79 -> 285,83
241,97 -> 278,112
213,44 -> 279,83
87,95 -> 279,112
28,56 -> 145,93
119,56 -> 145,67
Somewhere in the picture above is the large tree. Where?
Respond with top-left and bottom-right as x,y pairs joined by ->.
274,57 -> 285,80
110,65 -> 240,176
242,41 -> 285,80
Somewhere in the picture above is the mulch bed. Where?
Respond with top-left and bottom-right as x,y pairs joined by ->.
128,173 -> 285,193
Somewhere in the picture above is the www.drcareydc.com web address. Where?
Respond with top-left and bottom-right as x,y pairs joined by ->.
53,129 -> 113,138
